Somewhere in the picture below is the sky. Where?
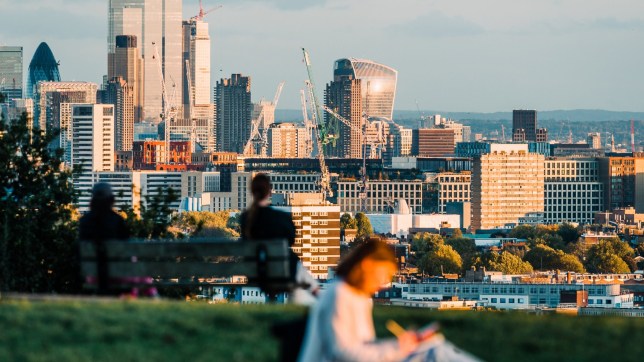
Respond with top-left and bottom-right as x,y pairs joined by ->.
1,0 -> 643,112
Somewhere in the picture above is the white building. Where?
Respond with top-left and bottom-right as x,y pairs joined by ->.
367,213 -> 461,237
71,104 -> 115,210
337,180 -> 423,214
108,0 -> 183,122
182,17 -> 213,121
544,158 -> 604,225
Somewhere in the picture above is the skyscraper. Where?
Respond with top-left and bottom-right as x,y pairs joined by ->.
267,122 -> 309,158
182,17 -> 213,120
104,77 -> 135,152
215,74 -> 251,153
333,58 -> 397,120
325,75 -> 363,158
0,46 -> 23,101
512,109 -> 537,142
108,35 -> 144,123
108,0 -> 182,123
26,42 -> 60,100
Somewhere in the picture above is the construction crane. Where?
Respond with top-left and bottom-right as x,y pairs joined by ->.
304,79 -> 332,198
192,1 -> 222,21
152,41 -> 177,163
631,119 -> 636,153
243,81 -> 285,157
300,89 -> 314,157
500,124 -> 506,142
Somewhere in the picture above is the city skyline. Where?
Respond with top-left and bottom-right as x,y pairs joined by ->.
1,0 -> 644,113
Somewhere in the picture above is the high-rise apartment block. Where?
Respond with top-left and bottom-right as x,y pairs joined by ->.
273,193 -> 341,280
35,82 -> 97,157
267,123 -> 308,158
588,133 -> 602,149
182,17 -> 213,120
108,0 -> 182,122
544,158 -> 604,225
104,77 -> 135,151
0,46 -> 23,101
471,144 -> 545,230
215,74 -> 251,153
26,42 -> 60,100
108,35 -> 144,122
325,75 -> 363,158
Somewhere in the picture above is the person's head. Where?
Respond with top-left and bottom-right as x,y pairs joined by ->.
336,237 -> 397,295
251,173 -> 272,204
90,182 -> 115,212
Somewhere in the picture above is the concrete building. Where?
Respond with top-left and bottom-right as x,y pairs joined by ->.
412,128 -> 457,157
215,74 -> 251,153
103,77 -> 135,151
108,0 -> 183,122
332,58 -> 397,120
35,81 -> 97,157
267,122 -> 309,158
471,144 -> 545,230
427,172 -> 471,214
132,140 -> 191,169
26,42 -> 60,100
544,158 -> 604,225
108,35 -> 143,123
337,180 -> 423,214
588,133 -> 602,150
166,117 -> 215,152
368,213 -> 461,237
0,46 -> 23,101
71,104 -> 115,210
273,193 -> 341,280
387,123 -> 412,157
598,154 -> 644,212
182,17 -> 213,120
325,72 -> 363,158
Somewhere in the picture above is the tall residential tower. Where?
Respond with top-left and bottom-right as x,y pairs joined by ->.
215,74 -> 251,153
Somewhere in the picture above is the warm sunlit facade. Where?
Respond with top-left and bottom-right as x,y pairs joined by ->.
333,58 -> 398,121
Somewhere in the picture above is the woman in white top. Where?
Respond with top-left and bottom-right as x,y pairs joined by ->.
298,238 -> 482,362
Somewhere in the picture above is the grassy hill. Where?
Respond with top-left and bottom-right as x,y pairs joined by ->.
1,300 -> 643,361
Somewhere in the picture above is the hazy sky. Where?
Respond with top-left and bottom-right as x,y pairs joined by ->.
1,0 -> 643,112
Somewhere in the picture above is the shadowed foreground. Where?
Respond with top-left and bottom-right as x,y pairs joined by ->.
1,300 -> 643,362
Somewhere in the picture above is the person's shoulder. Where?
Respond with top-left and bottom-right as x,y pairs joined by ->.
268,207 -> 292,220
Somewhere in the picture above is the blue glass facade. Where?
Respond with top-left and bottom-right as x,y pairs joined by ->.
26,42 -> 61,99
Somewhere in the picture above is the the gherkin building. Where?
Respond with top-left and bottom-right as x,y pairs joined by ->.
26,42 -> 60,99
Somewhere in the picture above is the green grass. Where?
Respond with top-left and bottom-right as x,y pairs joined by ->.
0,300 -> 643,361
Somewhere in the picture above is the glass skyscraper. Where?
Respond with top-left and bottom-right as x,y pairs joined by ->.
26,42 -> 61,100
333,58 -> 398,121
0,46 -> 23,101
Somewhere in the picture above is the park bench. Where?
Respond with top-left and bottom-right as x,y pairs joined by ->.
79,238 -> 295,295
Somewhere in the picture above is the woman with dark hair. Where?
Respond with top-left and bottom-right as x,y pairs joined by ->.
298,238 -> 481,362
240,173 -> 320,303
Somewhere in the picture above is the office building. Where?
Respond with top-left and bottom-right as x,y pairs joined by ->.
35,82 -> 97,158
182,17 -> 213,120
267,122 -> 308,158
544,158 -> 604,225
0,46 -> 23,101
103,77 -> 135,151
387,124 -> 412,157
215,74 -> 251,153
166,117 -> 216,152
512,110 -> 537,142
427,172 -> 472,214
132,140 -> 191,169
413,128 -> 457,157
325,73 -> 363,158
26,42 -> 60,100
1,98 -> 33,127
108,35 -> 144,122
71,104 -> 115,209
273,193 -> 341,280
337,180 -> 423,214
108,0 -> 183,122
599,154 -> 644,212
471,144 -> 545,230
588,133 -> 602,149
332,58 -> 397,120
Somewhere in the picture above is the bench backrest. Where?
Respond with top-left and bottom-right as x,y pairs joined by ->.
79,238 -> 294,292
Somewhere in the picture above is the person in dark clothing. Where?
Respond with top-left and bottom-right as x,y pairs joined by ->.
240,174 -> 320,302
79,183 -> 128,295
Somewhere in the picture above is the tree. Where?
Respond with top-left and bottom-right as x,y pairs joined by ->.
509,225 -> 536,240
340,213 -> 357,230
121,186 -> 179,239
411,233 -> 444,255
354,212 -> 373,239
451,228 -> 463,239
557,223 -> 581,244
446,237 -> 478,271
484,252 -> 533,274
417,243 -> 462,276
523,244 -> 585,273
171,211 -> 239,239
586,239 -> 634,273
0,114 -> 80,293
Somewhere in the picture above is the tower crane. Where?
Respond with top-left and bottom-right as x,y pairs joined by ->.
243,81 -> 285,157
152,41 -> 177,163
301,89 -> 313,157
304,79 -> 332,198
192,1 -> 222,21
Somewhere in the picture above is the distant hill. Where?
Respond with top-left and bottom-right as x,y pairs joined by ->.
275,109 -> 644,123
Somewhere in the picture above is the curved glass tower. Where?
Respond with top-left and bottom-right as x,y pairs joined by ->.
26,42 -> 61,99
333,58 -> 397,121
